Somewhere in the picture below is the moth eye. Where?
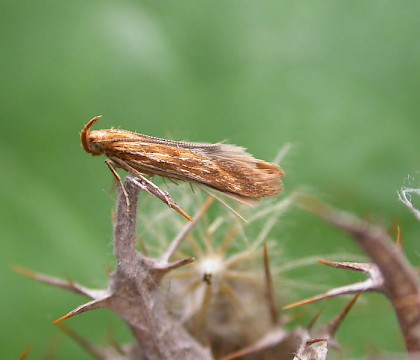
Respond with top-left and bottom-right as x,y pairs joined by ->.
89,141 -> 103,154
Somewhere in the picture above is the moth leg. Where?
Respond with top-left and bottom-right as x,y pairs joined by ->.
110,157 -> 192,221
104,159 -> 130,210
128,175 -> 192,222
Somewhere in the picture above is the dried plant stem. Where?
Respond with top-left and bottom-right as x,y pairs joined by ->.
104,178 -> 213,360
31,177 -> 213,360
301,196 -> 420,352
398,188 -> 420,221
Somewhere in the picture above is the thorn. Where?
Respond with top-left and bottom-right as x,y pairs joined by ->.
284,257 -> 379,310
108,337 -> 126,355
283,280 -> 373,310
53,312 -> 75,325
283,295 -> 327,310
56,324 -> 109,359
263,243 -> 279,325
19,346 -> 31,360
327,293 -> 361,336
156,257 -> 195,274
53,297 -> 110,324
307,308 -> 323,330
396,224 -> 403,249
161,196 -> 214,263
318,259 -> 371,273
13,265 -> 107,299
12,265 -> 40,280
105,325 -> 126,355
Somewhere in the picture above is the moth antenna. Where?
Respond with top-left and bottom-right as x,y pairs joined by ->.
81,115 -> 102,154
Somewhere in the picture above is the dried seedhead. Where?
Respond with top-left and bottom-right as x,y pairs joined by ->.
15,169 -> 420,359
137,184 -> 296,357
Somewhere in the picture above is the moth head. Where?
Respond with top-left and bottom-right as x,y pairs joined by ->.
81,115 -> 105,156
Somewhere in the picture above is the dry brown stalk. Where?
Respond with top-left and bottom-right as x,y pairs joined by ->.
295,195 -> 420,353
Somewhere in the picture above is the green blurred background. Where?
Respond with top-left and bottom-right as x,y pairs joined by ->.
1,1 -> 419,358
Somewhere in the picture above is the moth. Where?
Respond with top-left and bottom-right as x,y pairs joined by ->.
81,115 -> 284,220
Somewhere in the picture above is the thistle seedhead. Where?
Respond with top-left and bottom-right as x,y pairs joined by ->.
136,184 -> 296,357
19,168 -> 420,359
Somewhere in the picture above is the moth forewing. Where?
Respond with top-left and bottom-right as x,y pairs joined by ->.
81,115 -> 284,220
